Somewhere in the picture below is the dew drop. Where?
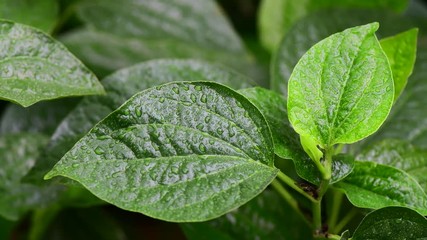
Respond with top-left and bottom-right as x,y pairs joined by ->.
123,109 -> 130,116
199,143 -> 206,152
81,145 -> 88,150
217,128 -> 224,135
172,87 -> 180,94
190,93 -> 196,102
204,116 -> 211,123
135,108 -> 142,117
72,163 -> 79,168
94,147 -> 105,155
159,97 -> 165,103
195,85 -> 202,91
196,123 -> 204,130
171,166 -> 179,174
200,94 -> 207,103
97,135 -> 109,140
182,101 -> 192,106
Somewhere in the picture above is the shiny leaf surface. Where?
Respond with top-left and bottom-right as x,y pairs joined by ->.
0,0 -> 58,32
357,139 -> 427,190
258,0 -> 408,52
0,20 -> 104,107
336,161 -> 427,215
45,82 -> 277,221
380,28 -> 418,101
29,59 -> 254,180
272,9 -> 418,96
287,23 -> 394,147
181,190 -> 312,240
352,207 -> 427,240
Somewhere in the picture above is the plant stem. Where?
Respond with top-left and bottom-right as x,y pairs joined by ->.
327,190 -> 344,232
334,208 -> 358,234
276,171 -> 316,202
312,198 -> 322,231
271,180 -> 299,212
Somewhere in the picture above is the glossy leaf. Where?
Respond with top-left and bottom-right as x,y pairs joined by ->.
352,207 -> 427,240
0,20 -> 104,107
181,190 -> 312,240
272,9 -> 418,96
336,161 -> 427,215
357,139 -> 427,190
258,0 -> 408,52
287,23 -> 394,147
0,0 -> 58,33
28,59 -> 254,180
0,133 -> 62,220
0,99 -> 78,135
380,28 -> 418,101
45,82 -> 277,222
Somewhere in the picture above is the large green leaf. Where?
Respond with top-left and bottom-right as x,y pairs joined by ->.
258,0 -> 408,52
0,20 -> 104,107
0,0 -> 58,33
181,190 -> 312,240
45,82 -> 277,222
352,207 -> 427,240
380,28 -> 418,101
28,59 -> 254,180
0,133 -> 63,220
287,23 -> 394,147
271,9 -> 419,96
238,87 -> 354,185
357,139 -> 427,190
0,99 -> 78,135
335,161 -> 427,215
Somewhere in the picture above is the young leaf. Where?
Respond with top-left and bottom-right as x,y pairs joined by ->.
45,82 -> 277,222
352,207 -> 427,239
380,28 -> 418,101
0,20 -> 104,107
181,190 -> 312,240
287,23 -> 394,147
335,161 -> 427,215
0,0 -> 58,33
27,59 -> 254,181
357,139 -> 427,190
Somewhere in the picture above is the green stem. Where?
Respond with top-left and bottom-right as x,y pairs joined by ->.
276,171 -> 316,202
334,208 -> 358,234
323,146 -> 334,181
312,198 -> 322,231
271,180 -> 299,212
328,190 -> 344,232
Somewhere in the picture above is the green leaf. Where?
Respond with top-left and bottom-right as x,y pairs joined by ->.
352,207 -> 427,240
380,28 -> 418,101
0,0 -> 58,33
258,0 -> 408,52
357,139 -> 427,190
0,99 -> 78,135
335,161 -> 427,215
271,9 -> 418,96
45,82 -> 277,222
287,23 -> 394,147
0,133 -> 63,220
181,190 -> 312,240
340,230 -> 350,240
238,87 -> 353,185
76,0 -> 244,54
0,20 -> 104,107
60,28 -> 261,80
27,59 -> 254,180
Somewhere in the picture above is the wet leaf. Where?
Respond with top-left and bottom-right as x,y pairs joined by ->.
335,161 -> 427,215
357,139 -> 427,190
28,59 -> 254,180
0,133 -> 62,220
380,28 -> 418,101
45,82 -> 277,222
258,0 -> 408,52
352,207 -> 427,240
181,190 -> 312,240
0,20 -> 104,107
287,23 -> 394,147
0,0 -> 58,33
